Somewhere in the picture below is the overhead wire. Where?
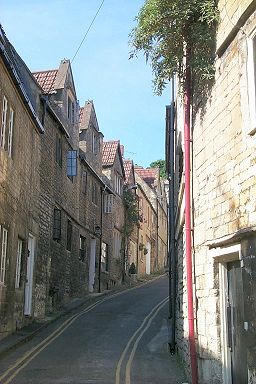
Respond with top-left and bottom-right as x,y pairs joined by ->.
48,0 -> 105,93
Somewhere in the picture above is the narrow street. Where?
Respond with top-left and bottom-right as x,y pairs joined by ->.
0,276 -> 186,384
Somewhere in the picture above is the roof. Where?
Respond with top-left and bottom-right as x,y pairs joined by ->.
123,159 -> 133,182
33,69 -> 58,93
134,167 -> 158,188
0,25 -> 44,133
79,100 -> 96,130
102,141 -> 120,166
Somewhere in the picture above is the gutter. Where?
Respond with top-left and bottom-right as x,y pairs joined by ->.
167,77 -> 176,353
0,42 -> 44,134
184,51 -> 198,384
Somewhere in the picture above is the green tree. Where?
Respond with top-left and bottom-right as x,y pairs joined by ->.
149,159 -> 166,179
130,0 -> 219,95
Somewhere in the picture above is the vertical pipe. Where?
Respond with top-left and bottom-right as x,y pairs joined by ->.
184,57 -> 198,384
98,187 -> 103,293
169,77 -> 176,352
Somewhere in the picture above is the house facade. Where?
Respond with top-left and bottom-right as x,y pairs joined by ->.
123,159 -> 139,274
0,25 -> 169,341
0,27 -> 44,338
102,140 -> 125,286
173,1 -> 256,383
135,166 -> 168,275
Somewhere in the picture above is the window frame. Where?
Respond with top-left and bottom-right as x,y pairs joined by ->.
104,194 -> 113,213
79,235 -> 86,262
247,29 -> 256,134
53,208 -> 61,241
67,149 -> 77,178
7,107 -> 14,157
92,181 -> 98,205
101,242 -> 109,272
15,238 -> 23,289
0,226 -> 8,285
66,219 -> 72,251
0,96 -> 8,149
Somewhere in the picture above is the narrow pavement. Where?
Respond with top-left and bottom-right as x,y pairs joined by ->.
0,275 -> 187,384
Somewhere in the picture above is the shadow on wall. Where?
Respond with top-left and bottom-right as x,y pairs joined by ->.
173,227 -> 256,384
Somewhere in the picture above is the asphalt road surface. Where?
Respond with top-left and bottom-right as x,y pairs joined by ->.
0,275 -> 186,384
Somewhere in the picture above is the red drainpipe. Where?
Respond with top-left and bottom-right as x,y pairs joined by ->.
184,57 -> 198,384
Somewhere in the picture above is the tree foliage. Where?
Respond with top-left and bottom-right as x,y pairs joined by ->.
149,159 -> 166,179
130,0 -> 219,95
123,186 -> 139,238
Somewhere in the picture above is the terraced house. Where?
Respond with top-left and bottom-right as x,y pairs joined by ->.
172,1 -> 256,383
0,25 -> 168,341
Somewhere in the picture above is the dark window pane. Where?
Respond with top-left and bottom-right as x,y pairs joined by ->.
53,208 -> 61,240
66,220 -> 72,251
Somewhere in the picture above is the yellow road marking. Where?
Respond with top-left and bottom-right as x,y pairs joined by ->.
115,296 -> 168,384
0,275 -> 166,383
125,298 -> 168,384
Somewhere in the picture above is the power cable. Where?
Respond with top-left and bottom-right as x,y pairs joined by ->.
47,0 -> 105,93
71,0 -> 105,64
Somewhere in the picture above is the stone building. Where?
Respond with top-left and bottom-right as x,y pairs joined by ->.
123,159 -> 139,273
102,141 -> 125,285
135,167 -> 168,274
32,60 -> 84,313
79,100 -> 113,293
134,169 -> 157,276
0,26 -> 44,338
172,1 -> 256,383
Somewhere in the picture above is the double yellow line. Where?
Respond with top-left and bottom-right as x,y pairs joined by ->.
115,296 -> 168,384
0,275 -> 166,384
0,290 -> 125,384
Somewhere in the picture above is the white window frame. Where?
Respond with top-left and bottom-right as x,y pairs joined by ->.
114,173 -> 122,195
15,239 -> 23,288
101,242 -> 108,272
104,194 -> 113,213
0,96 -> 8,149
7,107 -> 14,157
0,227 -> 8,284
247,29 -> 256,134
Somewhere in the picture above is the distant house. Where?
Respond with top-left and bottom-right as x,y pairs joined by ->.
79,100 -> 112,293
102,140 -> 125,285
135,166 -> 168,274
123,159 -> 139,274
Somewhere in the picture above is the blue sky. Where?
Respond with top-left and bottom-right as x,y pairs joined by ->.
1,0 -> 170,167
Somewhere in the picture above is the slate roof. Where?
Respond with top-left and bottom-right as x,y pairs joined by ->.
33,69 -> 58,93
135,167 -> 158,188
102,141 -> 120,166
0,25 -> 44,133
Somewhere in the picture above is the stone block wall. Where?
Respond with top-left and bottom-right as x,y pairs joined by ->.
0,59 -> 41,338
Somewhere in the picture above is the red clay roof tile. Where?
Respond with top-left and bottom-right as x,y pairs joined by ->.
102,141 -> 119,166
33,69 -> 58,93
135,167 -> 158,187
